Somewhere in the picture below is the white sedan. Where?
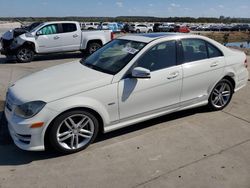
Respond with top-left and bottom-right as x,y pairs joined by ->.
5,33 -> 249,153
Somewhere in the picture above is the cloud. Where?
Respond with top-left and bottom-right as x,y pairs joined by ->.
218,5 -> 224,8
41,1 -> 48,6
116,1 -> 123,8
239,5 -> 248,9
149,3 -> 153,7
170,3 -> 180,8
183,7 -> 192,11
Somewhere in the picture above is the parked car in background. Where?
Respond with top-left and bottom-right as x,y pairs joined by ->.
158,23 -> 176,32
131,24 -> 153,33
5,33 -> 248,154
97,22 -> 109,30
153,23 -> 162,32
174,25 -> 190,33
220,25 -> 233,31
122,23 -> 135,33
231,24 -> 250,31
82,22 -> 99,30
107,22 -> 120,33
1,21 -> 113,62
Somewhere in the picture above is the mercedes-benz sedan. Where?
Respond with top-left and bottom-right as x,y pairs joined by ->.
5,33 -> 249,153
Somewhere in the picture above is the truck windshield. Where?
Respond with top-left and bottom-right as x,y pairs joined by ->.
80,39 -> 146,75
30,23 -> 45,32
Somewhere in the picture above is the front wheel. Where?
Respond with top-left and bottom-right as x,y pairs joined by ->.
208,79 -> 233,111
49,110 -> 99,154
16,47 -> 34,63
87,42 -> 102,55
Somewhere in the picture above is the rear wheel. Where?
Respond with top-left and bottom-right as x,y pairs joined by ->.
16,47 -> 34,63
208,79 -> 233,111
136,29 -> 140,33
49,110 -> 99,154
87,42 -> 102,55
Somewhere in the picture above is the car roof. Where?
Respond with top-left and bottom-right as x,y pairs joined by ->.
119,33 -> 187,43
43,21 -> 78,25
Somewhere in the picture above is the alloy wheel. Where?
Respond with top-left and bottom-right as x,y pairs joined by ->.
56,114 -> 95,150
17,48 -> 33,62
211,82 -> 232,108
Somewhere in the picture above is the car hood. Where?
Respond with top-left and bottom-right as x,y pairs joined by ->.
2,28 -> 28,40
8,61 -> 114,103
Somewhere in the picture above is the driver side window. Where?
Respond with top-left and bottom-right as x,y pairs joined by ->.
135,40 -> 177,71
38,24 -> 59,35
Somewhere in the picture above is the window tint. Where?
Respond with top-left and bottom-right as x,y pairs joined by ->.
182,39 -> 208,62
135,41 -> 177,71
207,43 -> 223,58
62,23 -> 77,33
39,24 -> 59,35
82,39 -> 146,75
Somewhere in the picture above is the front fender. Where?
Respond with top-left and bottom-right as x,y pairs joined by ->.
46,95 -> 111,127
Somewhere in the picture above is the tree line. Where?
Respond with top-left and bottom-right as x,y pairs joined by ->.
0,16 -> 250,23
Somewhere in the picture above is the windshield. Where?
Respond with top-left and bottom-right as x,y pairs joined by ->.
80,39 -> 146,75
30,23 -> 45,32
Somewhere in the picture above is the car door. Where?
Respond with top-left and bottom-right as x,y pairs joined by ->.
180,38 -> 225,103
60,23 -> 81,52
35,24 -> 62,53
118,40 -> 183,120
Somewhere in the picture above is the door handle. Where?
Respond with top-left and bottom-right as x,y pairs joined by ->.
54,36 -> 60,40
167,71 -> 179,79
210,62 -> 218,67
73,34 -> 78,38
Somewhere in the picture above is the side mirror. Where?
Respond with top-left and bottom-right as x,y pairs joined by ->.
131,67 -> 151,79
25,32 -> 34,38
36,30 -> 42,36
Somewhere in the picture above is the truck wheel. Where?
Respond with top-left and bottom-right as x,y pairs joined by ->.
16,47 -> 34,63
87,42 -> 102,55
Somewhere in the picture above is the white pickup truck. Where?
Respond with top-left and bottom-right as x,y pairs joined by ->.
0,21 -> 113,63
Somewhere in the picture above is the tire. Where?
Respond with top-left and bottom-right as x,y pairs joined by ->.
87,42 -> 102,55
208,79 -> 233,111
49,110 -> 99,154
148,29 -> 153,33
16,47 -> 34,63
136,29 -> 140,33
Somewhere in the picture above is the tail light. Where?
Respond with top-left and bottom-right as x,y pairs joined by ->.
244,58 -> 248,68
111,32 -> 114,40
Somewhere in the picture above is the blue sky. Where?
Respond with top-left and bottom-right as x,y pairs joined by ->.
0,0 -> 250,18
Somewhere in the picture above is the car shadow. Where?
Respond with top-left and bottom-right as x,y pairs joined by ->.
0,52 -> 84,64
0,106 -> 210,166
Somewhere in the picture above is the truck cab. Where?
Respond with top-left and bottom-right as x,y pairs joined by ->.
1,21 -> 113,63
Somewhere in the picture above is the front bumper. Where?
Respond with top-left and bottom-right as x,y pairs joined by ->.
0,47 -> 17,56
4,104 -> 58,151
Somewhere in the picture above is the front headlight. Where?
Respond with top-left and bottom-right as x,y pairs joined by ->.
14,101 -> 46,119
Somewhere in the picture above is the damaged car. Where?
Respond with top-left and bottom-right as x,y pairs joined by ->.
0,21 -> 113,63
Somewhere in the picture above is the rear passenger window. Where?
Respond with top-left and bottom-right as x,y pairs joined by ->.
135,41 -> 177,71
207,43 -> 223,58
62,23 -> 77,33
181,39 -> 208,62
